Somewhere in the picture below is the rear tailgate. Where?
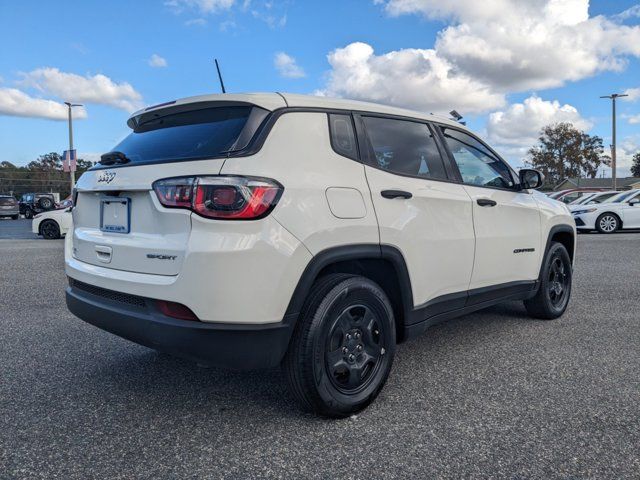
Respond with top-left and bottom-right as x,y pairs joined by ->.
73,160 -> 225,276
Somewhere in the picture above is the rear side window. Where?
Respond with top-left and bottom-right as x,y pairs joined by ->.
362,116 -> 448,180
328,114 -> 358,160
108,106 -> 268,165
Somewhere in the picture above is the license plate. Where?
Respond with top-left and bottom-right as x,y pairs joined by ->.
100,197 -> 130,234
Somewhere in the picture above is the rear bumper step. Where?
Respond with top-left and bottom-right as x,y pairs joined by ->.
66,279 -> 295,370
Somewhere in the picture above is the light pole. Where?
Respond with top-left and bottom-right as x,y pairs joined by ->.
600,93 -> 628,190
64,101 -> 83,192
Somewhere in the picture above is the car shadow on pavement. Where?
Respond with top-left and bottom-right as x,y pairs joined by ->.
80,301 -> 538,419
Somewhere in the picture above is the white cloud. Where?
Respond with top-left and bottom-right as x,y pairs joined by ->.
487,95 -> 592,148
0,87 -> 88,121
372,0 -> 640,93
274,52 -> 305,79
148,54 -> 168,68
623,87 -> 640,101
624,114 -> 640,125
185,17 -> 207,26
320,42 -> 505,114
19,67 -> 143,112
616,136 -> 640,176
165,0 -> 234,14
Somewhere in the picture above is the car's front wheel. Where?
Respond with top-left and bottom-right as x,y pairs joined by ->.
40,220 -> 61,239
524,242 -> 572,320
283,274 -> 396,418
596,213 -> 620,234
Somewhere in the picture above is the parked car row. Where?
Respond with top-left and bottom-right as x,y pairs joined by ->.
569,189 -> 640,233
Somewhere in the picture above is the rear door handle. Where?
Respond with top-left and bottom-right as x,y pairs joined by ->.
381,190 -> 412,199
476,198 -> 497,207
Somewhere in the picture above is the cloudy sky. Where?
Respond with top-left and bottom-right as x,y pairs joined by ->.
1,0 -> 639,174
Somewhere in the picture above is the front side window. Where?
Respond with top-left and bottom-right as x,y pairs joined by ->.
362,116 -> 447,180
440,127 -> 514,189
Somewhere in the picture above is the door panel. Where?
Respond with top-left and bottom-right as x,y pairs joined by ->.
436,124 -> 542,289
365,167 -> 475,307
621,194 -> 640,228
464,186 -> 542,288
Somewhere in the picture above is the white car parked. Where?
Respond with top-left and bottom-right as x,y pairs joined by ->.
65,93 -> 576,417
32,208 -> 72,239
571,189 -> 640,233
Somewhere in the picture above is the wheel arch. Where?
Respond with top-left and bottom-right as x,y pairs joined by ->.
284,244 -> 414,342
597,211 -> 623,229
39,218 -> 60,236
545,224 -> 576,265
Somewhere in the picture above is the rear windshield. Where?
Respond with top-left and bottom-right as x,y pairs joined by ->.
0,197 -> 16,206
107,106 -> 268,165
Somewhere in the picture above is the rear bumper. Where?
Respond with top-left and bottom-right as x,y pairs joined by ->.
66,280 -> 296,370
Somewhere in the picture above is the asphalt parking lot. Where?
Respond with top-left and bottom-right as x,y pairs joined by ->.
1,233 -> 639,479
0,218 -> 38,240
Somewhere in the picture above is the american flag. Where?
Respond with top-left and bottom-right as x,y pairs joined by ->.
62,150 -> 77,172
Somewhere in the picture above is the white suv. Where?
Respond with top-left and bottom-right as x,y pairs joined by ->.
65,93 -> 576,417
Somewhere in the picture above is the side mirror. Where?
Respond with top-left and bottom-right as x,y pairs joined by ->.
629,198 -> 640,206
519,169 -> 544,190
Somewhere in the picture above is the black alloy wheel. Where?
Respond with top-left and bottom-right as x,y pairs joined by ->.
40,220 -> 61,239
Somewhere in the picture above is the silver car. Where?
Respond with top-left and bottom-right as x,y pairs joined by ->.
0,196 -> 20,219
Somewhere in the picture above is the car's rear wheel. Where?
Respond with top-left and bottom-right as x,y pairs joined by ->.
596,213 -> 619,234
40,220 -> 61,239
524,242 -> 572,320
283,274 -> 396,418
24,209 -> 33,219
11,215 -> 19,220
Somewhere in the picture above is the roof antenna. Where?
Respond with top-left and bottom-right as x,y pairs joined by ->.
214,58 -> 226,94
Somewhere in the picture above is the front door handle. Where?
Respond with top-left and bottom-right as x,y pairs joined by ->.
381,190 -> 412,199
476,198 -> 497,207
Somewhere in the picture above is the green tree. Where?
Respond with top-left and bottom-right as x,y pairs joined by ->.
526,123 -> 607,186
0,152 -> 95,198
631,152 -> 640,177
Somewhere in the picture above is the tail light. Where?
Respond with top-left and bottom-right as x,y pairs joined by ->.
152,175 -> 283,220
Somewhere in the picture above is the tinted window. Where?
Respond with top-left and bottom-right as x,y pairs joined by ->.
613,190 -> 636,202
0,197 -> 16,206
362,117 -> 447,180
440,127 -> 514,189
591,193 -> 616,203
108,106 -> 268,165
329,114 -> 358,160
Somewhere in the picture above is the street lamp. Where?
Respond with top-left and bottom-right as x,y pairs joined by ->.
64,101 -> 83,192
600,93 -> 629,190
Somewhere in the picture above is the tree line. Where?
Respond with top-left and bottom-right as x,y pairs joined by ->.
0,153 -> 94,199
526,122 -> 640,186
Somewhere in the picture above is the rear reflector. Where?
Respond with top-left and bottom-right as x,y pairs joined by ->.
153,175 -> 283,220
157,300 -> 199,321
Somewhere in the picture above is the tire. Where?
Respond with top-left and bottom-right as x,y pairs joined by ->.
38,197 -> 53,210
524,242 -> 572,320
24,209 -> 33,219
283,274 -> 396,418
11,215 -> 19,220
595,213 -> 619,234
40,220 -> 61,240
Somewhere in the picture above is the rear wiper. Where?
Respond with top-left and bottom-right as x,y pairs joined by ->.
100,151 -> 131,165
